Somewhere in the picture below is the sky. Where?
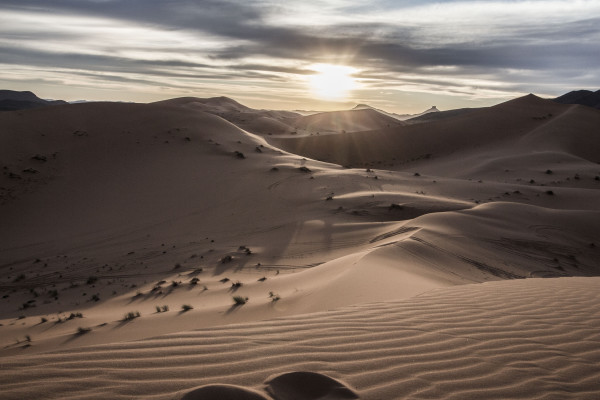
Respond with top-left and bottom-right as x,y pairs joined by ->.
1,0 -> 599,113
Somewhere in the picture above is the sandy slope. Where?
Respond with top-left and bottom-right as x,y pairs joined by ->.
1,94 -> 600,398
269,95 -> 600,172
1,277 -> 599,399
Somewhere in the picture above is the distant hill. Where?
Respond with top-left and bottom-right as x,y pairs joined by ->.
293,108 -> 404,134
269,93 -> 600,170
405,107 -> 481,124
554,90 -> 600,109
352,103 -> 439,121
154,96 -> 301,135
0,90 -> 67,111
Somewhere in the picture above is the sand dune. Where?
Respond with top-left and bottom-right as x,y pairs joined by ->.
1,277 -> 598,399
155,96 -> 300,136
269,94 -> 600,172
290,108 -> 404,135
1,92 -> 600,399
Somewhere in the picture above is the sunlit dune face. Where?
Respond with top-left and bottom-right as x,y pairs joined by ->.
308,64 -> 358,100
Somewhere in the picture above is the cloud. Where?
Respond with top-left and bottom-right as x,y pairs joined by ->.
0,0 -> 598,109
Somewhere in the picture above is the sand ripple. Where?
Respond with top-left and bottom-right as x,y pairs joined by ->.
1,277 -> 599,399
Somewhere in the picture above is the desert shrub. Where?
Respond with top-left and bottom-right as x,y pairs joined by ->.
181,304 -> 193,312
231,281 -> 242,288
86,276 -> 98,285
123,311 -> 141,321
268,292 -> 281,302
233,296 -> 248,305
67,312 -> 83,320
190,277 -> 199,285
156,305 -> 169,313
76,326 -> 91,335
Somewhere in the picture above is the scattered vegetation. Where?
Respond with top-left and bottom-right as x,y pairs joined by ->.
258,277 -> 267,282
545,169 -> 553,175
123,311 -> 141,321
76,326 -> 91,335
67,312 -> 83,320
221,255 -> 233,264
298,166 -> 312,173
231,281 -> 243,289
156,305 -> 169,313
31,154 -> 47,162
190,277 -> 200,285
269,292 -> 281,302
40,317 -> 47,324
233,296 -> 248,305
239,245 -> 252,255
181,304 -> 193,312
234,151 -> 246,159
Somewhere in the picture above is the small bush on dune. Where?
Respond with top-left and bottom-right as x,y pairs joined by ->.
181,304 -> 193,312
155,305 -> 169,313
86,276 -> 98,285
269,292 -> 281,302
67,312 -> 83,320
76,326 -> 91,335
233,296 -> 248,305
123,311 -> 141,321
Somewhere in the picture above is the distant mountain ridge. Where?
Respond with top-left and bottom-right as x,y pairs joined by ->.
553,89 -> 600,109
352,103 -> 439,121
0,90 -> 67,111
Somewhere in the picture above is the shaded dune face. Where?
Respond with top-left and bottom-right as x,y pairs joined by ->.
268,95 -> 600,171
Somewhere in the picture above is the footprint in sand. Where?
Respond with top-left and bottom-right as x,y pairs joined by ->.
181,384 -> 270,400
265,371 -> 359,400
180,371 -> 358,400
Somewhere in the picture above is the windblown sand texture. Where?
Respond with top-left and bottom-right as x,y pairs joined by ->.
1,94 -> 599,399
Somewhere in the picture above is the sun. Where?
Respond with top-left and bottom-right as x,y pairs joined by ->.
308,64 -> 358,100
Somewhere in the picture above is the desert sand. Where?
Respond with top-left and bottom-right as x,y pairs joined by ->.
1,93 -> 599,399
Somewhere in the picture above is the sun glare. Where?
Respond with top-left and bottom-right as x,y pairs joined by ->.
308,64 -> 358,100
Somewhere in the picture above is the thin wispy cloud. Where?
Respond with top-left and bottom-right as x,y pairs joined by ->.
1,0 -> 598,112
